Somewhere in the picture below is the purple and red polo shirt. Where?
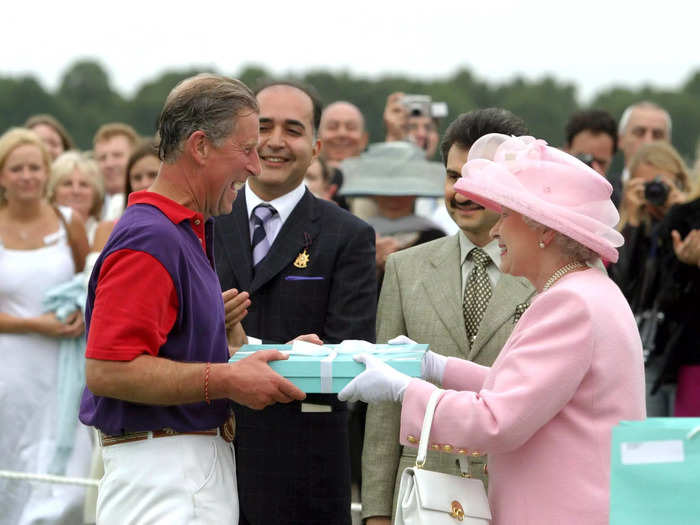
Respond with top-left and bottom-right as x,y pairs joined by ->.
79,191 -> 230,434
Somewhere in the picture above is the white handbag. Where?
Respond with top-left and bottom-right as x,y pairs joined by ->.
394,389 -> 492,524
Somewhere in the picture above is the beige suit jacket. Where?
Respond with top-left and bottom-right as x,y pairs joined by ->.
361,234 -> 535,520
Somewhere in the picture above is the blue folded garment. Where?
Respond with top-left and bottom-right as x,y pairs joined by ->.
42,274 -> 87,475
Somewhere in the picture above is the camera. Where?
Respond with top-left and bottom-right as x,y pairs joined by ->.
401,95 -> 431,118
644,176 -> 670,207
401,95 -> 448,119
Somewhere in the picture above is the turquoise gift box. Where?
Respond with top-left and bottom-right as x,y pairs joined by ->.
610,418 -> 700,525
229,342 -> 427,393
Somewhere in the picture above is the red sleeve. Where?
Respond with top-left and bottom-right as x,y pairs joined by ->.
86,249 -> 178,361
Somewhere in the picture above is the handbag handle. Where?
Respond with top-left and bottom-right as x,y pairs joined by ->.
415,388 -> 443,468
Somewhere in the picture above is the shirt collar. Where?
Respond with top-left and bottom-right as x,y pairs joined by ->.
621,166 -> 630,183
244,181 -> 307,224
458,229 -> 502,269
128,190 -> 205,226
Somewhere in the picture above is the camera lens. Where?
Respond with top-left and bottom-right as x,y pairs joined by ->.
643,177 -> 670,207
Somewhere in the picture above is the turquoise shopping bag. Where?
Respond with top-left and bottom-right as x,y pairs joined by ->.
610,418 -> 700,524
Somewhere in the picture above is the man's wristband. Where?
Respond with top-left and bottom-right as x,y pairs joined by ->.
204,362 -> 211,405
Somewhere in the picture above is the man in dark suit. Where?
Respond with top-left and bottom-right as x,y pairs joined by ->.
214,79 -> 377,525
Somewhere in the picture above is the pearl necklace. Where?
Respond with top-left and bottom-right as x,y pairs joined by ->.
542,261 -> 587,291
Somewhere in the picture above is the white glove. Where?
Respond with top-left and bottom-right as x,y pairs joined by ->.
387,335 -> 417,345
338,353 -> 411,403
421,350 -> 448,385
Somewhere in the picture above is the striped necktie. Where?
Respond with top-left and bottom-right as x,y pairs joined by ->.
463,247 -> 493,348
251,204 -> 278,267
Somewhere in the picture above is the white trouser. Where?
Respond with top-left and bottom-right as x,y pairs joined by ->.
98,433 -> 238,525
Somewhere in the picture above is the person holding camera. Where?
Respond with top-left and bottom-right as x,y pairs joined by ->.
610,141 -> 690,416
384,92 -> 444,160
383,92 -> 457,234
619,150 -> 687,227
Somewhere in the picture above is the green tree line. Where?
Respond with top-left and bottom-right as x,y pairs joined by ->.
2,59 -> 699,165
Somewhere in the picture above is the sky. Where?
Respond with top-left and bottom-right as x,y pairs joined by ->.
2,0 -> 698,103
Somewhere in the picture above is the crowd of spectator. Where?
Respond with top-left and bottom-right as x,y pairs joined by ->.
0,77 -> 698,525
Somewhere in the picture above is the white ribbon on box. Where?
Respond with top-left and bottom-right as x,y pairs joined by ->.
290,340 -> 376,393
287,341 -> 336,393
277,339 -> 418,393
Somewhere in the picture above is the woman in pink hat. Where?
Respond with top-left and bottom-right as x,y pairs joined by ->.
340,134 -> 646,525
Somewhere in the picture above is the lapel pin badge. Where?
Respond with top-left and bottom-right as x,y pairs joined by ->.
294,231 -> 312,269
294,249 -> 310,268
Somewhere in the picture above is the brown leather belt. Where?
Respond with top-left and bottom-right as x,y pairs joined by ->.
100,412 -> 236,447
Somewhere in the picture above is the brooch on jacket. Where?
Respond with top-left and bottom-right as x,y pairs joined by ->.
294,232 -> 313,269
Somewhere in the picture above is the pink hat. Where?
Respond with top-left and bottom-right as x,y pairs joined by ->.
454,134 -> 624,263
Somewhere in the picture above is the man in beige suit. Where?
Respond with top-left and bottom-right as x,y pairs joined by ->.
361,108 -> 536,524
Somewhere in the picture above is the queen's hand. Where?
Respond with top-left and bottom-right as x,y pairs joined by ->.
338,353 -> 411,403
421,350 -> 448,385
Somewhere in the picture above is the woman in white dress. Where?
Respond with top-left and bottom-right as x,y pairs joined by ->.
47,151 -> 104,246
0,128 -> 91,525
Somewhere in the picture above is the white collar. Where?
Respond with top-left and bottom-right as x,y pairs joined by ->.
621,166 -> 630,183
458,230 -> 502,269
245,181 -> 307,225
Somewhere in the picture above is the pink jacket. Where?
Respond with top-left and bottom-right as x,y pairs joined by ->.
400,268 -> 645,525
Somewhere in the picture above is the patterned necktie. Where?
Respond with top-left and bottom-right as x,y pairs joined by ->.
251,204 -> 278,267
513,302 -> 530,324
463,247 -> 493,348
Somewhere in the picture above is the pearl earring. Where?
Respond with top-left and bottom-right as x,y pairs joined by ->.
538,241 -> 545,249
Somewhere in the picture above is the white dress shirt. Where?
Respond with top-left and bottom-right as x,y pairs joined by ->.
245,181 -> 306,246
458,230 -> 503,296
244,181 -> 307,345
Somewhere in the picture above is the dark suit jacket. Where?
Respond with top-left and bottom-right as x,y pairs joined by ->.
214,188 -> 377,525
652,198 -> 700,386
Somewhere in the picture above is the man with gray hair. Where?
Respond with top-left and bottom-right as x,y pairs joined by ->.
79,73 -> 305,524
612,101 -> 672,206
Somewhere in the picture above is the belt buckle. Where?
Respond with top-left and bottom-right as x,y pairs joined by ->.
220,411 -> 236,443
99,430 -> 149,447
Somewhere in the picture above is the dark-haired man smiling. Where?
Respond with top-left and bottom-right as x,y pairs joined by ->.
215,80 -> 376,525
